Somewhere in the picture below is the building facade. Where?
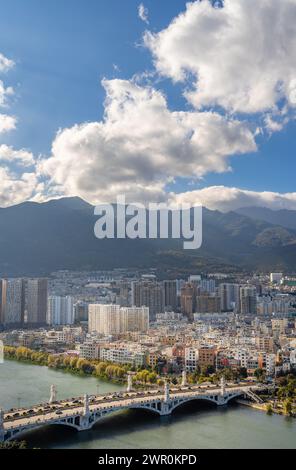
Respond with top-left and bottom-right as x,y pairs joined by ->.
0,279 -> 25,327
47,296 -> 74,326
27,278 -> 48,325
88,304 -> 149,335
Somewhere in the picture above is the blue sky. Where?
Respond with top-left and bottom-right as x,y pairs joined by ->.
0,0 -> 295,210
0,0 -> 188,153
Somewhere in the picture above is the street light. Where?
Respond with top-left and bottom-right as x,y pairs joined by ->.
17,395 -> 21,410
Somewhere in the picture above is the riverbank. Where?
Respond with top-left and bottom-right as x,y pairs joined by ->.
237,399 -> 296,418
3,346 -> 163,390
3,346 -> 127,385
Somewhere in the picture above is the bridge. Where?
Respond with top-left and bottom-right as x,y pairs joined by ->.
0,375 -> 267,443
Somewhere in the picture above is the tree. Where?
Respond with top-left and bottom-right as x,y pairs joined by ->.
254,368 -> 265,382
63,356 -> 71,368
48,355 -> 56,367
283,399 -> 293,416
0,440 -> 27,449
266,403 -> 273,415
94,362 -> 108,376
70,356 -> 78,369
238,367 -> 248,379
148,372 -> 157,384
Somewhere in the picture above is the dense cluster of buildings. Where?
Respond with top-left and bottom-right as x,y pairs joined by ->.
1,270 -> 296,379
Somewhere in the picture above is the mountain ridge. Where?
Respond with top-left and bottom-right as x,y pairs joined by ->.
235,206 -> 296,230
0,197 -> 296,276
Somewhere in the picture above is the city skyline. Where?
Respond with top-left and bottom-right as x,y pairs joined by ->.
1,268 -> 296,449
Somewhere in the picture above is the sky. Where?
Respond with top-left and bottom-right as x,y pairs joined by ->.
0,0 -> 296,211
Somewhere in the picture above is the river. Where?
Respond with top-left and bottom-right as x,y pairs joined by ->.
0,361 -> 295,449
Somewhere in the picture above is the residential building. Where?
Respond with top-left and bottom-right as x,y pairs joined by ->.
163,280 -> 177,311
88,304 -> 149,335
198,346 -> 216,368
27,278 -> 48,325
180,283 -> 196,321
196,294 -> 221,314
47,296 -> 74,326
219,283 -> 240,311
0,279 -> 25,326
132,278 -> 164,320
239,287 -> 257,315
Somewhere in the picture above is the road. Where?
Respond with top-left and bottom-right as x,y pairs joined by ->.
3,382 -> 260,432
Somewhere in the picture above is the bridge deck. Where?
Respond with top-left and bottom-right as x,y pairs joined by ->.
3,383 -> 263,432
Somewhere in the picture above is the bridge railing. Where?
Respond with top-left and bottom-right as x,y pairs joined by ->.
3,383 -> 266,426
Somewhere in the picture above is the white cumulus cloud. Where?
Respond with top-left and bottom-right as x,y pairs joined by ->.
39,79 -> 256,204
0,144 -> 35,167
171,186 -> 296,212
145,0 -> 296,116
0,167 -> 40,208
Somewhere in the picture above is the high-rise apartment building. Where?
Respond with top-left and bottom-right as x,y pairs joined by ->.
88,304 -> 149,335
219,283 -> 240,311
47,296 -> 74,326
74,301 -> 89,323
196,293 -> 221,314
89,305 -> 120,335
180,283 -> 196,321
199,279 -> 216,294
116,281 -> 131,307
27,278 -> 48,325
0,279 -> 25,326
163,280 -> 177,311
239,287 -> 257,315
132,278 -> 164,320
120,306 -> 149,333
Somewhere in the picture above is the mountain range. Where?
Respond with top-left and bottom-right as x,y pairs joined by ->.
0,197 -> 296,277
235,206 -> 296,231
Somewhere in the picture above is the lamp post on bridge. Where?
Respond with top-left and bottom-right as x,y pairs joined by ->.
16,394 -> 22,410
164,380 -> 170,403
220,376 -> 226,397
127,372 -> 134,393
49,384 -> 57,404
181,370 -> 187,387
